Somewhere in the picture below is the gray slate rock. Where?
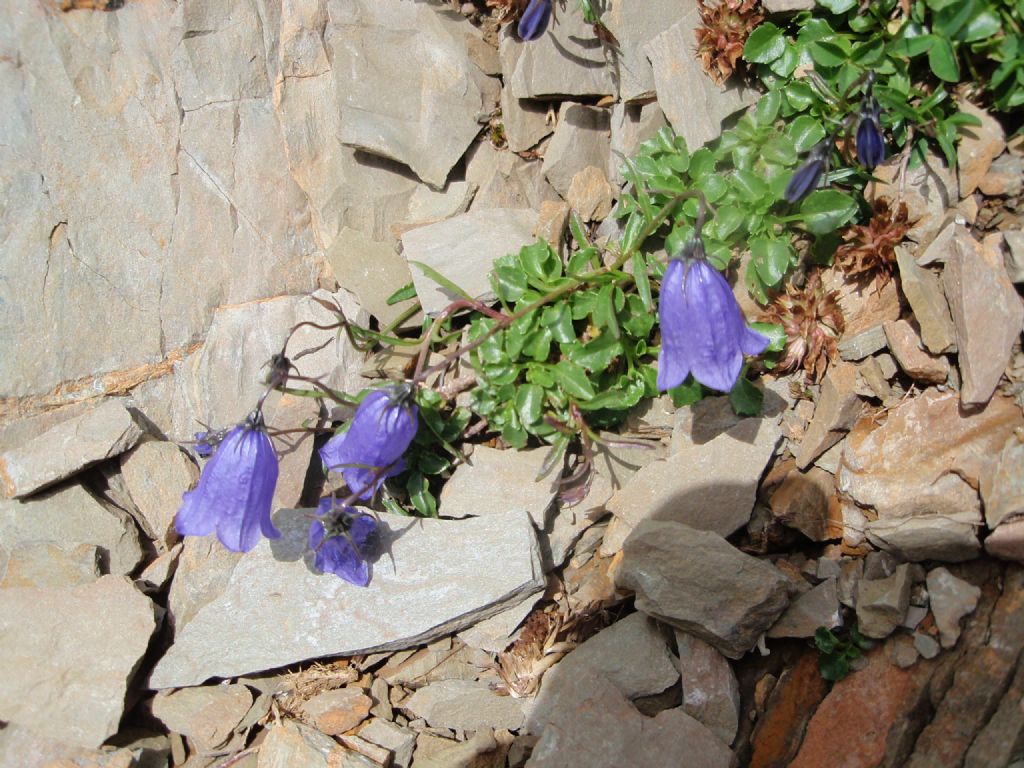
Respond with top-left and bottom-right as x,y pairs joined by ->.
0,542 -> 100,589
0,575 -> 156,748
767,578 -> 841,638
403,680 -> 525,732
439,446 -> 558,526
895,246 -> 956,354
982,433 -> 1024,529
457,594 -> 538,652
258,718 -> 378,768
646,12 -> 757,151
0,482 -> 144,577
359,719 -> 416,768
326,228 -> 418,329
616,521 -> 789,658
609,102 -> 668,187
402,209 -> 537,315
150,510 -> 543,687
120,441 -> 198,551
331,0 -> 488,187
0,399 -> 143,500
856,564 -> 912,639
500,82 -> 553,153
676,632 -> 741,746
926,567 -> 981,648
1004,230 -> 1024,283
151,684 -> 253,752
542,103 -> 612,200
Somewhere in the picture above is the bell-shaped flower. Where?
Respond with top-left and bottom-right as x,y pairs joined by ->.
518,0 -> 552,41
657,239 -> 770,393
855,95 -> 885,170
308,501 -> 380,586
176,410 -> 280,553
319,385 -> 418,500
784,141 -> 831,203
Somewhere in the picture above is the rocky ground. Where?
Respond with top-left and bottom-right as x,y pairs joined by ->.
1,1 -> 1023,767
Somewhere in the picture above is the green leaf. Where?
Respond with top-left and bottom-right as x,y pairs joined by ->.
668,378 -> 703,407
519,240 -> 562,285
927,35 -> 961,81
962,11 -> 1001,43
550,360 -> 596,400
761,134 -> 798,166
750,322 -> 787,353
729,376 -> 763,416
817,0 -> 856,11
754,91 -> 782,126
523,326 -> 553,361
385,282 -> 417,305
749,237 -> 794,287
542,303 -> 575,343
416,453 -> 451,475
569,211 -> 590,247
493,261 -> 529,303
688,148 -> 717,179
633,253 -> 653,311
595,284 -> 621,339
808,39 -> 849,67
799,190 -> 858,235
731,169 -> 769,201
566,333 -> 623,372
744,22 -> 786,63
568,246 -> 599,276
814,627 -> 839,653
819,653 -> 850,682
785,81 -> 816,111
409,472 -> 437,517
709,206 -> 746,240
410,261 -> 473,303
515,383 -> 545,426
787,115 -> 827,153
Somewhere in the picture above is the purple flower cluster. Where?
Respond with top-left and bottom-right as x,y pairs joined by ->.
657,238 -> 769,393
309,499 -> 380,586
518,0 -> 552,41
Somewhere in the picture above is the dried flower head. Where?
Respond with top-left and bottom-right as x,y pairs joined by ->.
760,270 -> 845,382
695,0 -> 765,85
834,199 -> 911,283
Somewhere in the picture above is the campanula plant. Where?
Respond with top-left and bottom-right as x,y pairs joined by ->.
308,500 -> 380,586
518,0 -> 551,41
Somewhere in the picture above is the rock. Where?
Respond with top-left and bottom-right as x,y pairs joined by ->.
985,518 -> 1024,562
257,718 -> 377,768
331,1 -> 489,187
646,11 -> 757,150
883,319 -> 950,384
0,482 -> 144,577
300,688 -> 373,736
527,667 -> 732,768
616,521 -> 789,658
150,510 -> 543,688
439,446 -> 558,527
1004,230 -> 1024,283
0,399 -> 143,500
326,228 -> 418,328
926,567 -> 981,649
137,543 -> 182,594
768,578 -> 841,638
120,441 -> 198,551
378,638 -> 479,686
856,565 -> 912,639
795,362 -> 863,470
894,246 -> 956,353
676,632 -> 740,746
913,633 -> 940,659
0,575 -> 155,747
763,0 -> 815,9
867,149 -> 958,244
769,466 -> 839,542
166,535 -> 244,635
609,102 -> 668,186
152,684 -> 252,752
868,513 -> 982,563
963,650 -> 1024,768
839,389 -> 1018,546
465,142 -> 560,212
602,0 -> 696,102
943,227 -> 1024,405
499,8 -> 617,100
838,325 -> 889,361
749,651 -> 828,768
956,101 -> 1006,197
889,634 -> 920,669
457,595 -> 538,652
404,680 -> 524,732
414,728 -> 500,768
567,165 -> 614,222
978,152 -> 1024,197
542,104 -> 611,199
402,208 -> 537,315
791,649 -> 939,768
534,199 -> 571,252
0,542 -> 100,589
983,431 -> 1024,529
500,87 -> 553,153
609,398 -> 780,538
359,719 -> 416,768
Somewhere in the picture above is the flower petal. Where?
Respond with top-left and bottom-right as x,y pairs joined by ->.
656,259 -> 691,390
518,0 -> 552,41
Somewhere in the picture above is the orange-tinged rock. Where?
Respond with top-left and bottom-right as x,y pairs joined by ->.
750,651 -> 828,768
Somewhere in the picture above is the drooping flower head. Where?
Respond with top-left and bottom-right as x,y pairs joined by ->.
784,140 -> 831,203
855,75 -> 884,170
176,410 -> 280,553
319,384 -> 418,500
657,237 -> 770,393
518,0 -> 552,41
308,499 -> 380,586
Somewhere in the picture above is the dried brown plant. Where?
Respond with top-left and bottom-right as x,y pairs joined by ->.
760,270 -> 845,382
695,0 -> 765,85
834,199 -> 912,283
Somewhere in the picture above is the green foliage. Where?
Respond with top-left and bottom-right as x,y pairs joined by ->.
814,625 -> 875,681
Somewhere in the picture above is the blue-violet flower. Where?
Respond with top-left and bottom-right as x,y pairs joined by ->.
855,95 -> 884,170
308,500 -> 380,586
319,385 -> 418,500
784,141 -> 831,203
176,410 -> 280,552
518,0 -> 552,42
657,238 -> 770,393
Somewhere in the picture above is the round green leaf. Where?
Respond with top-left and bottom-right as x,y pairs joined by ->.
799,190 -> 858,235
927,36 -> 961,82
744,22 -> 786,64
786,115 -> 827,153
515,383 -> 544,426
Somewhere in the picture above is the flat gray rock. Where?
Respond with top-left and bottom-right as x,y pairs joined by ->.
500,86 -> 553,153
856,564 -> 912,639
403,679 -> 525,731
150,510 -> 543,688
616,521 -> 789,659
767,577 -> 841,638
120,441 -> 198,551
0,482 -> 144,577
982,433 -> 1024,529
0,542 -> 100,589
151,684 -> 253,752
542,103 -> 612,200
359,719 -> 416,768
895,246 -> 956,354
439,446 -> 558,526
926,567 -> 981,648
0,399 -> 143,500
609,102 -> 668,187
326,228 -> 418,329
646,12 -> 757,151
457,594 -> 538,652
676,632 -> 740,746
0,575 -> 156,748
330,0 -> 487,187
402,209 -> 537,315
258,719 -> 378,768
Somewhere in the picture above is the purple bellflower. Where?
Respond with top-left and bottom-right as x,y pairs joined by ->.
176,410 -> 281,553
518,0 -> 552,42
784,140 -> 831,203
855,96 -> 884,170
308,500 -> 380,586
657,238 -> 770,393
319,385 -> 419,500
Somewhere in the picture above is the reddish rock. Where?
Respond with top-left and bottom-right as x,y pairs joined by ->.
956,101 -> 1006,197
883,319 -> 950,384
790,650 -> 940,768
895,246 -> 955,353
769,467 -> 837,542
795,362 -> 863,470
986,518 -> 1024,563
750,652 -> 828,768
